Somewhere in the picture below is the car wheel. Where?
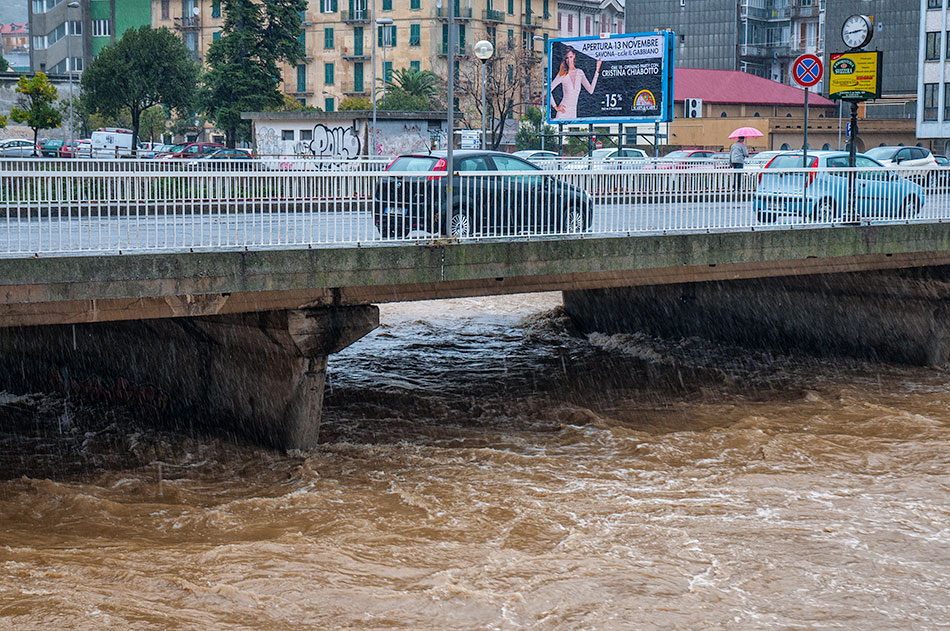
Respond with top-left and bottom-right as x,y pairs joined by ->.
563,205 -> 587,233
901,195 -> 921,219
756,210 -> 776,224
811,198 -> 838,222
450,210 -> 472,238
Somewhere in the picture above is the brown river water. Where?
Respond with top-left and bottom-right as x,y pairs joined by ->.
1,292 -> 949,630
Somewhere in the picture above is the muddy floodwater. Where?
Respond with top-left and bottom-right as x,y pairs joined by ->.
1,292 -> 949,630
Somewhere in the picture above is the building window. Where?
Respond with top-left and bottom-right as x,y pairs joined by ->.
325,62 -> 334,85
929,0 -> 943,9
213,31 -> 220,41
927,32 -> 940,60
410,23 -> 420,46
325,97 -> 335,112
585,16 -> 590,36
384,61 -> 392,82
411,0 -> 420,8
69,20 -> 82,35
721,112 -> 727,117
354,26 -> 363,55
379,24 -> 396,47
282,130 -> 295,141
924,83 -> 938,121
508,0 -> 513,15
354,62 -> 364,92
382,0 -> 392,9
507,28 -> 513,50
325,27 -> 334,48
92,19 -> 111,37
507,64 -> 513,81
410,60 -> 420,72
297,64 -> 307,92
161,0 -> 170,19
321,0 -> 338,13
212,0 -> 221,18
567,14 -> 572,32
944,83 -> 950,120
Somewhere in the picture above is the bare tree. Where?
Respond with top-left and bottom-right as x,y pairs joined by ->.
456,39 -> 544,150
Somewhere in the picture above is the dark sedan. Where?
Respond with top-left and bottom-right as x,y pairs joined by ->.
374,150 -> 592,239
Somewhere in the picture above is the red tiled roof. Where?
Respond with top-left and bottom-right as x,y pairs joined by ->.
0,23 -> 28,35
674,68 -> 836,107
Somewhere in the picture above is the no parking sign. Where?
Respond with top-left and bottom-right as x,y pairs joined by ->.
793,54 -> 823,88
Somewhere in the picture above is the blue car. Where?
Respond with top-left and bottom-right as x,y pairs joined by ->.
754,151 -> 925,223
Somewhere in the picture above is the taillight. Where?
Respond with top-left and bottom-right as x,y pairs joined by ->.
806,157 -> 818,185
427,157 -> 447,181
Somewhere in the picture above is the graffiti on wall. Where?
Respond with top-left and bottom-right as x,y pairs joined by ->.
257,124 -> 362,159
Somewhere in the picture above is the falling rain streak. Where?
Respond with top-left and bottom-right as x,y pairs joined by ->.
1,293 -> 949,629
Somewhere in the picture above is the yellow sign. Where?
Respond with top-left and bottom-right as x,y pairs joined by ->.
829,51 -> 882,100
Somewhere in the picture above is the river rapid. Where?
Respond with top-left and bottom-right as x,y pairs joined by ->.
1,292 -> 948,630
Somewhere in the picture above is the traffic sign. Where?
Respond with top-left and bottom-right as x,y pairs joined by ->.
595,140 -> 603,149
846,122 -> 852,137
793,54 -> 823,88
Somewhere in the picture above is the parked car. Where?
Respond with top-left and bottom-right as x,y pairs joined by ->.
934,155 -> 950,186
653,149 -> 716,168
864,145 -> 937,169
90,127 -> 139,159
75,139 -> 92,159
512,149 -> 563,169
58,139 -> 80,158
157,142 -> 227,160
753,151 -> 924,223
0,139 -> 40,157
374,150 -> 592,239
139,142 -> 175,158
41,139 -> 64,157
745,150 -> 786,172
186,148 -> 254,169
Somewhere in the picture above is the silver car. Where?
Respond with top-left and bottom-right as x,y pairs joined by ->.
0,139 -> 39,157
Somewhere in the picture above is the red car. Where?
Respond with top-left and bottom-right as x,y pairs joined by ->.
157,142 -> 227,159
58,139 -> 81,158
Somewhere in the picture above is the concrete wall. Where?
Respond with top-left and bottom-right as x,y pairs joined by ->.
0,71 -> 78,141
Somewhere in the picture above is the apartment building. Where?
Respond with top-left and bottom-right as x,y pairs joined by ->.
152,0 -> 555,113
556,0 -> 623,39
918,0 -> 950,152
626,0 -> 825,91
29,0 -> 152,74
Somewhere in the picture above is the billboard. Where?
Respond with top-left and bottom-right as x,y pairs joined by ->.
546,31 -> 675,125
828,51 -> 883,101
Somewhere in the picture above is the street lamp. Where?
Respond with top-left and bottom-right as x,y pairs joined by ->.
473,40 -> 494,150
533,35 -> 546,151
376,18 -> 393,99
66,1 -> 80,143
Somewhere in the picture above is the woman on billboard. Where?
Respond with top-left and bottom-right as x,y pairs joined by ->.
550,46 -> 602,120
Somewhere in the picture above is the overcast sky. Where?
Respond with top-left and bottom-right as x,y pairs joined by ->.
0,3 -> 27,25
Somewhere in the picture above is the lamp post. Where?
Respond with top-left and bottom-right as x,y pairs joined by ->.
376,17 -> 393,100
473,40 -> 494,150
370,0 -> 377,155
533,35 -> 545,151
66,1 -> 80,143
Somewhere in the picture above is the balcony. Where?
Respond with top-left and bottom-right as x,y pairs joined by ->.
482,9 -> 503,22
341,50 -> 369,60
436,6 -> 473,19
522,12 -> 539,27
343,89 -> 368,96
790,3 -> 819,19
739,1 -> 790,21
739,42 -> 790,58
341,9 -> 369,23
173,16 -> 201,30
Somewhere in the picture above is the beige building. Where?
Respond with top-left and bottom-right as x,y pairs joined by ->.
151,0 -> 555,116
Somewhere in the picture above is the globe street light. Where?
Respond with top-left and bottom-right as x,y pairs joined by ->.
473,40 -> 494,150
376,18 -> 393,99
67,1 -> 80,143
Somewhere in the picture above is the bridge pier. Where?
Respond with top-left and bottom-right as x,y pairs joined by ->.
563,268 -> 950,366
0,306 -> 379,450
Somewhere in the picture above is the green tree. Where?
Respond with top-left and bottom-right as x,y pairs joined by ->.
515,106 -> 557,151
0,56 -> 9,72
81,26 -> 198,155
339,96 -> 372,111
203,0 -> 307,147
388,68 -> 440,101
10,73 -> 61,155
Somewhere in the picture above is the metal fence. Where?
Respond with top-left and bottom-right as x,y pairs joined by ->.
0,160 -> 945,257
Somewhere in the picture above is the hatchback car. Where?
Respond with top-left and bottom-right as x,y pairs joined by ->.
0,139 -> 39,157
753,151 -> 924,223
186,148 -> 254,170
374,150 -> 592,239
58,139 -> 80,158
41,139 -> 64,157
158,142 -> 227,159
864,145 -> 937,169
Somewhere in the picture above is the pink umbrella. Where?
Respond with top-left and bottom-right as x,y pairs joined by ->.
729,127 -> 764,139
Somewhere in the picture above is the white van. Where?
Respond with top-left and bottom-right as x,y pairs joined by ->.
91,127 -> 138,159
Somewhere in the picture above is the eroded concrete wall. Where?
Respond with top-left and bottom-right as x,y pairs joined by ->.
0,305 -> 379,450
563,268 -> 950,366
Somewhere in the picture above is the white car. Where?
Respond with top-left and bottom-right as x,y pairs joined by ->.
512,150 -> 563,169
567,147 -> 649,170
0,139 -> 39,158
864,146 -> 937,169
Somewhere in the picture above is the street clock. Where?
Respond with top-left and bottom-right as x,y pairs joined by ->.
842,14 -> 873,50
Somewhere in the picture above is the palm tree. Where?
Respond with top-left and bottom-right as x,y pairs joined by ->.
387,68 -> 440,100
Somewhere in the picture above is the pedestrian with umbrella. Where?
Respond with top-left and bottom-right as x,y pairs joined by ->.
728,127 -> 763,191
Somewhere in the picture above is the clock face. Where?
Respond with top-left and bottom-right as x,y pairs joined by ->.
842,15 -> 872,49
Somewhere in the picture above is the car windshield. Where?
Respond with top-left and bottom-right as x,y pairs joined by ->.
167,144 -> 189,153
662,150 -> 692,159
591,149 -> 614,157
865,147 -> 900,160
767,154 -> 817,168
387,156 -> 440,171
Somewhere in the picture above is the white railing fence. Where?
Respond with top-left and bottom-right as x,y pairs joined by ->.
0,163 -> 946,257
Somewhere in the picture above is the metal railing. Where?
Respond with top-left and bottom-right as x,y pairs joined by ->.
0,161 -> 945,257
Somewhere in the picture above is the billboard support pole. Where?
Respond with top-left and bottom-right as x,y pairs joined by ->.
558,123 -> 563,156
588,124 -> 593,156
654,121 -> 659,158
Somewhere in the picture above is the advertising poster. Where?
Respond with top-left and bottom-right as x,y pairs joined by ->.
547,31 -> 674,125
828,51 -> 883,100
